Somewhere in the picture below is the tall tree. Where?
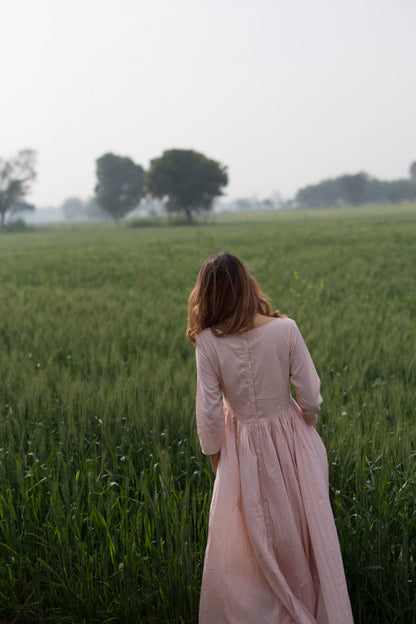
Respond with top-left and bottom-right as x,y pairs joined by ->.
0,149 -> 36,226
95,153 -> 144,221
410,161 -> 416,181
146,149 -> 228,221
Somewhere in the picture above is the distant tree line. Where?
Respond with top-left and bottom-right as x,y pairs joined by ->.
0,148 -> 228,226
61,196 -> 105,221
1,149 -> 416,227
296,165 -> 416,208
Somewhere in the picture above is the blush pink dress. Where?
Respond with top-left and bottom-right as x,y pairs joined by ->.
195,317 -> 353,624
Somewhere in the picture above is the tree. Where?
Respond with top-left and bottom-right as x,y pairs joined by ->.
296,178 -> 343,207
409,162 -> 416,201
0,149 -> 36,226
386,179 -> 413,203
85,197 -> 107,221
338,173 -> 368,205
146,149 -> 228,221
95,153 -> 144,221
61,196 -> 85,221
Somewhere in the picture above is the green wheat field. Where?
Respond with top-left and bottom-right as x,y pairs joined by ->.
0,204 -> 415,623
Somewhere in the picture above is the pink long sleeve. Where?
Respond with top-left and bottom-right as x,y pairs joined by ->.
195,337 -> 224,455
289,322 -> 323,425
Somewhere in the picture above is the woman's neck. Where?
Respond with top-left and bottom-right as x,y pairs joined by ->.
251,313 -> 276,329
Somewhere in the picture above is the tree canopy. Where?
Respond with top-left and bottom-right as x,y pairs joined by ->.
0,149 -> 36,226
146,149 -> 228,220
338,173 -> 368,205
95,153 -> 144,220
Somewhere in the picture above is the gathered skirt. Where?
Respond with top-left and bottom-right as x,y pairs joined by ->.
199,405 -> 354,624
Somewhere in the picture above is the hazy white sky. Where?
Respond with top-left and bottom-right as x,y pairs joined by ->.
1,0 -> 415,207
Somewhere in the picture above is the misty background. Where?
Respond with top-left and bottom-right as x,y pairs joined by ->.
1,0 -> 415,223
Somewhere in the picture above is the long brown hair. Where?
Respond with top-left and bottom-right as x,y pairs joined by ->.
187,252 -> 283,344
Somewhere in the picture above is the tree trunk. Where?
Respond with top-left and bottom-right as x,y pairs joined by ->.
184,206 -> 193,222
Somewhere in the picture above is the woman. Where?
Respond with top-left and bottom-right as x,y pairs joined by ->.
187,252 -> 353,624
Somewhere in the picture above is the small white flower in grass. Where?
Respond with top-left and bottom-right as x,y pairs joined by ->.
110,481 -> 119,487
28,353 -> 32,358
36,363 -> 41,368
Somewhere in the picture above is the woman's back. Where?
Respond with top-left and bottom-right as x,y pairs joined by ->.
195,317 -> 323,455
195,318 -> 354,624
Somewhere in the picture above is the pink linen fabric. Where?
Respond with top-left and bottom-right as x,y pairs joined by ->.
195,317 -> 353,624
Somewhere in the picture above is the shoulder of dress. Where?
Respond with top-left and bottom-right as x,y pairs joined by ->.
195,327 -> 213,348
269,318 -> 298,348
273,316 -> 297,330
